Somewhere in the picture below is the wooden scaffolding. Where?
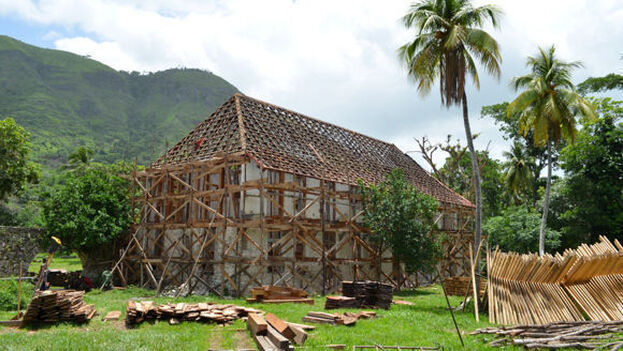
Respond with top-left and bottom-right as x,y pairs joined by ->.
118,94 -> 474,296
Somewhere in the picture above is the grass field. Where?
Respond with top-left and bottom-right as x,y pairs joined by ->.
0,255 -> 520,351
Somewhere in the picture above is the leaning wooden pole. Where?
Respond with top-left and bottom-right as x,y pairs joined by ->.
438,266 -> 464,347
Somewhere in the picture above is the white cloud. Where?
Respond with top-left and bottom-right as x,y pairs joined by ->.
0,0 -> 621,171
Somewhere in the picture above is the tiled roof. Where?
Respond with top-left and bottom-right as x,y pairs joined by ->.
154,94 -> 473,208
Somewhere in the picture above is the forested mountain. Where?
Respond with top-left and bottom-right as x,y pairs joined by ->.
0,35 -> 238,167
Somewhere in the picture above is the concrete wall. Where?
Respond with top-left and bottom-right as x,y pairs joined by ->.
0,226 -> 45,277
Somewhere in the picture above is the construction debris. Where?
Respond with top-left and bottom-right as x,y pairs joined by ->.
22,290 -> 96,324
302,310 -> 376,326
339,281 -> 393,309
125,301 -> 261,326
472,320 -> 623,349
488,236 -> 623,325
246,286 -> 312,304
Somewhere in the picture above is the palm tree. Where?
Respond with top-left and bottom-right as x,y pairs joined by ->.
508,45 -> 595,256
63,146 -> 94,174
503,142 -> 533,205
398,0 -> 502,260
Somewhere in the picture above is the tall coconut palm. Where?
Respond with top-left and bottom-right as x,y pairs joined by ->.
398,0 -> 502,260
508,45 -> 595,256
503,141 -> 533,205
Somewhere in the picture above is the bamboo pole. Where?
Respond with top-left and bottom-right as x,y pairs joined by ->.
17,262 -> 22,318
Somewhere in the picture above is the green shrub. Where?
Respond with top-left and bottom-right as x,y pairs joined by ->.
0,279 -> 33,311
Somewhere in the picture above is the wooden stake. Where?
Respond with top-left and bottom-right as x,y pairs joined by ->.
17,262 -> 22,317
469,246 -> 479,323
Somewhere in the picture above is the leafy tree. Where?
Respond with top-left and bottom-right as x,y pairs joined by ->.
508,45 -> 595,256
438,146 -> 506,219
0,118 -> 39,201
578,73 -> 623,94
359,169 -> 441,274
484,206 -> 560,254
62,146 -> 95,174
502,141 -> 534,205
482,103 -> 550,207
398,0 -> 503,259
42,163 -> 133,279
550,98 -> 623,247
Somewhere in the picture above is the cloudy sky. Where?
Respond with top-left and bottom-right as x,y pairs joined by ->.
0,0 -> 621,169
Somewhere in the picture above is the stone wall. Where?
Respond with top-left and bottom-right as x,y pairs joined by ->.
0,226 -> 45,277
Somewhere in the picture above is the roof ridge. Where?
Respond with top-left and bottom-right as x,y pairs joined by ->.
237,93 -> 399,149
234,94 -> 247,152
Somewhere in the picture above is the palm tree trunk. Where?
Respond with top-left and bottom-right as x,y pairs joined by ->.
539,139 -> 552,256
461,93 -> 483,270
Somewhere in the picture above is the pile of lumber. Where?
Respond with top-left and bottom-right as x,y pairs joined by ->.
340,280 -> 393,309
247,285 -> 313,304
443,276 -> 485,297
488,236 -> 623,325
125,301 -> 261,325
302,310 -> 376,326
325,296 -> 358,309
472,321 -> 623,349
247,312 -> 310,350
22,290 -> 96,324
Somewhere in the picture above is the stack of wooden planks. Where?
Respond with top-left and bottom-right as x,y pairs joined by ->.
472,320 -> 623,349
125,301 -> 261,325
489,236 -> 623,325
22,290 -> 96,324
302,311 -> 376,326
246,286 -> 313,304
341,280 -> 393,309
443,276 -> 486,297
247,312 -> 310,350
324,296 -> 358,309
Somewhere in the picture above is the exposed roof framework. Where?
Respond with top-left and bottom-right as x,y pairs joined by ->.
155,93 -> 473,208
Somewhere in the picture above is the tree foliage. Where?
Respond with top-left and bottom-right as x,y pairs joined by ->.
502,142 -> 534,204
551,98 -> 623,247
359,169 -> 441,273
398,0 -> 502,105
578,73 -> 623,94
435,141 -> 506,219
42,163 -> 133,251
0,118 -> 39,201
482,102 -> 549,206
484,206 -> 561,254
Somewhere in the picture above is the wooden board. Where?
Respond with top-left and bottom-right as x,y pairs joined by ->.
247,313 -> 267,336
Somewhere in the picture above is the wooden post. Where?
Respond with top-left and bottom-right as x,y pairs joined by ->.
17,262 -> 22,317
469,245 -> 479,323
320,178 -> 326,296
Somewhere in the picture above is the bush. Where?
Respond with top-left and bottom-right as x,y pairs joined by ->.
0,279 -> 33,311
484,206 -> 561,254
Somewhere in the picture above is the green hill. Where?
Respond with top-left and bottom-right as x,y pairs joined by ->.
0,35 -> 239,167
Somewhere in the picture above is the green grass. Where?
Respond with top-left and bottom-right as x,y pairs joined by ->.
1,255 -> 517,350
0,282 -> 522,351
28,253 -> 83,274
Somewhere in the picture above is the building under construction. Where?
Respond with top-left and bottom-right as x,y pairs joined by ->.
119,93 -> 474,296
